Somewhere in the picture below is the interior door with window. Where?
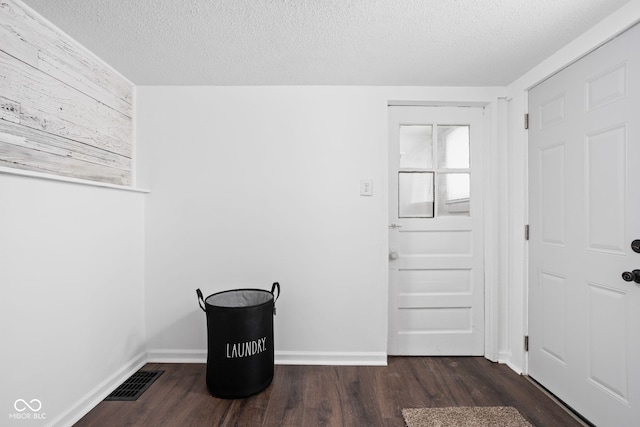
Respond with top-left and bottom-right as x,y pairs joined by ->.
528,23 -> 640,426
388,106 -> 484,355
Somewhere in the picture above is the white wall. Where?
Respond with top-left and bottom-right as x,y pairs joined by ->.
136,86 -> 503,364
1,2 -> 637,425
502,0 -> 640,373
3,3 -> 637,421
0,174 -> 146,426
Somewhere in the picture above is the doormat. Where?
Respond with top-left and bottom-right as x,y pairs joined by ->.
402,406 -> 532,427
105,370 -> 164,401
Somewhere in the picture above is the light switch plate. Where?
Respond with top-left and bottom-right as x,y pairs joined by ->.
360,179 -> 373,196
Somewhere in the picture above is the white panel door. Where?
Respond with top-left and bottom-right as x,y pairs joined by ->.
528,23 -> 640,426
388,106 -> 484,355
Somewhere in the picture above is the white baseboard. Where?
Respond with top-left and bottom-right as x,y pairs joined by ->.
499,351 -> 524,375
147,349 -> 388,366
146,349 -> 207,363
48,352 -> 146,427
275,351 -> 388,366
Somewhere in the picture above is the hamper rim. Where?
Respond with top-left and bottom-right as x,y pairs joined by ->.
204,288 -> 274,309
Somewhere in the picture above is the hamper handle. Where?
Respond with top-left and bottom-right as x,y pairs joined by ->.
271,282 -> 280,303
196,289 -> 206,312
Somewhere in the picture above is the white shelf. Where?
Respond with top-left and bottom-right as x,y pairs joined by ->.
0,166 -> 150,193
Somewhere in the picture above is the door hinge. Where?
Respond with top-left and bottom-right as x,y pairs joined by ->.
524,113 -> 529,130
524,335 -> 529,352
525,224 -> 530,241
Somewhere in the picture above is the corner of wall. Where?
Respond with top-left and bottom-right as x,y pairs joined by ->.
47,353 -> 147,427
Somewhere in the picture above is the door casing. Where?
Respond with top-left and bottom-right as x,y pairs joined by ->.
385,101 -> 502,360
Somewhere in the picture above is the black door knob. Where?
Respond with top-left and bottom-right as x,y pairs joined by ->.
622,269 -> 640,283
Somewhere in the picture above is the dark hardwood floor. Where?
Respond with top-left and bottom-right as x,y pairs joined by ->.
75,357 -> 583,426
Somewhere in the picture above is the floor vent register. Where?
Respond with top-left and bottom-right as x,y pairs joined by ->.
105,370 -> 164,401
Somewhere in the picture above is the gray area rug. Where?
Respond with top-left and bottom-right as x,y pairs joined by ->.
402,406 -> 533,427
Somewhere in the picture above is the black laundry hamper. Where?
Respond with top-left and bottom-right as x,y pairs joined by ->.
196,282 -> 280,399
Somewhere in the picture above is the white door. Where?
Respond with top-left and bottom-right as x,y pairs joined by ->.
528,23 -> 640,426
388,106 -> 484,355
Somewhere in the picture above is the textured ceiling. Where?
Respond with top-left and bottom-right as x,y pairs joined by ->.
21,0 -> 631,86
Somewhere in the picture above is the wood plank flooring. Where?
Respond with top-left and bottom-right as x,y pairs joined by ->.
74,357 -> 584,426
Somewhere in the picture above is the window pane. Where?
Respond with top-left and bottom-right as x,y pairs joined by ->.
437,125 -> 469,168
437,173 -> 470,216
399,172 -> 434,218
399,125 -> 433,168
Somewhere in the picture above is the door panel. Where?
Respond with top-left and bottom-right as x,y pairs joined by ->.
587,283 -> 628,402
388,106 -> 484,356
528,23 -> 640,426
399,230 -> 471,255
586,126 -> 626,253
539,271 -> 566,364
539,143 -> 566,246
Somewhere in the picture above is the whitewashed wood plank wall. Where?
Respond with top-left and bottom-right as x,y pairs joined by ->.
0,0 -> 133,185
